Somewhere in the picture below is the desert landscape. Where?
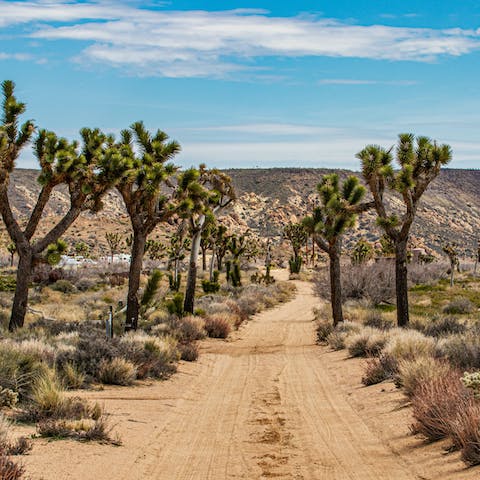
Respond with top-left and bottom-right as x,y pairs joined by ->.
1,1 -> 480,479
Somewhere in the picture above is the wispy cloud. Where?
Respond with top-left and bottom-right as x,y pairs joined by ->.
0,1 -> 479,78
318,79 -> 417,86
0,52 -> 31,61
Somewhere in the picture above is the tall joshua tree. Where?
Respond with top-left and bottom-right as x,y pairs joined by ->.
303,174 -> 372,326
0,80 -> 115,330
107,122 -> 181,330
179,165 -> 235,314
357,134 -> 451,326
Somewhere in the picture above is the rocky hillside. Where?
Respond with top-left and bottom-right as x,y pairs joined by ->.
2,168 -> 479,257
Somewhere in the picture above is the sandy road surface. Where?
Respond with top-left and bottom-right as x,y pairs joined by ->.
25,278 -> 419,480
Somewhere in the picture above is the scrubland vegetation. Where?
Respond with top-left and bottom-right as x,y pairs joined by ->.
1,77 -> 479,478
315,261 -> 480,466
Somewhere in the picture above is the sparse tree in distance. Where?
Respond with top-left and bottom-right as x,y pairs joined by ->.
303,174 -> 372,326
105,232 -> 122,263
0,80 -> 115,330
283,223 -> 307,274
6,242 -> 16,267
350,238 -> 374,265
357,134 -> 452,326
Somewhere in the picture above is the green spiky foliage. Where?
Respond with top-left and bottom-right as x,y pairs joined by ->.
74,241 -> 90,258
102,121 -> 181,330
141,269 -> 163,310
351,238 -> 374,265
284,223 -> 307,274
45,239 -> 68,266
177,165 -> 236,314
202,270 -> 220,293
379,233 -> 395,256
356,134 -> 452,326
145,239 -> 166,261
0,80 -> 116,330
303,174 -> 371,325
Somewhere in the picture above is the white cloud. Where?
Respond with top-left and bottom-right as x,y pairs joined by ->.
318,79 -> 417,85
0,1 -> 479,78
0,52 -> 31,61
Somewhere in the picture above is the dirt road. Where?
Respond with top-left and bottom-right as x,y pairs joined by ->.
25,279 -> 420,479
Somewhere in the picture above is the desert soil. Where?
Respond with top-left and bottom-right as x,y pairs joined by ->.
22,275 -> 479,480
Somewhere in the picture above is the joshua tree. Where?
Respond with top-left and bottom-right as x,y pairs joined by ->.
0,80 -> 115,330
283,223 -> 307,274
303,174 -> 372,326
105,232 -> 122,263
6,242 -> 16,267
166,222 -> 190,292
105,122 -> 181,330
443,242 -> 460,286
226,232 -> 251,287
74,241 -> 91,258
351,238 -> 374,265
357,134 -> 452,326
178,165 -> 235,314
200,214 -> 217,272
214,225 -> 229,271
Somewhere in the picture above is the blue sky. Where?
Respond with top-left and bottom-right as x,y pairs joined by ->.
1,0 -> 480,169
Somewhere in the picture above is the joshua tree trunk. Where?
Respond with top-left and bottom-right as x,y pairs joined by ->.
125,231 -> 147,331
9,248 -> 33,331
209,244 -> 216,281
328,246 -> 343,326
395,239 -> 409,327
184,215 -> 205,314
201,245 -> 207,271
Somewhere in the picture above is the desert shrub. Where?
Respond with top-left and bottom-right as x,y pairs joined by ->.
407,262 -> 447,286
397,357 -> 451,398
345,327 -> 387,358
56,333 -> 121,380
384,329 -> 435,362
363,310 -> 394,330
315,263 -> 395,305
411,368 -> 470,442
316,319 -> 334,344
423,316 -> 467,338
443,298 -> 475,315
178,342 -> 199,362
450,402 -> 480,466
362,353 -> 397,386
204,315 -> 232,339
98,358 -> 137,386
326,321 -> 361,351
0,388 -> 18,409
165,293 -> 184,316
50,280 -> 77,294
461,372 -> 480,398
436,333 -> 480,370
0,449 -> 24,480
37,415 -> 117,444
119,333 -> 178,380
175,316 -> 206,342
74,278 -> 97,292
0,343 -> 50,401
0,276 -> 16,293
29,371 -> 65,418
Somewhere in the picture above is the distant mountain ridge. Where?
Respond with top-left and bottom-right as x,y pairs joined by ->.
3,168 -> 479,257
